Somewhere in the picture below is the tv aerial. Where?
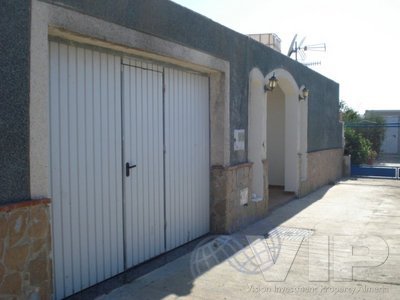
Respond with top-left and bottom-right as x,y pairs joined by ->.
287,34 -> 326,65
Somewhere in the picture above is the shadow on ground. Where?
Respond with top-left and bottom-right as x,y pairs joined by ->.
67,184 -> 334,299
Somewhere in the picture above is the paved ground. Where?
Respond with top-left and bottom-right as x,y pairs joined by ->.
96,178 -> 400,299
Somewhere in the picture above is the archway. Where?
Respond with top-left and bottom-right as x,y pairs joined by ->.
266,69 -> 300,193
248,68 -> 307,202
248,68 -> 267,200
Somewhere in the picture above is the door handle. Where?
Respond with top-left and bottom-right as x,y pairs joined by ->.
125,162 -> 137,177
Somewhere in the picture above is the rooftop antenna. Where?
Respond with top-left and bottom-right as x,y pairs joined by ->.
304,61 -> 321,67
296,36 -> 306,61
287,34 -> 298,58
287,34 -> 326,64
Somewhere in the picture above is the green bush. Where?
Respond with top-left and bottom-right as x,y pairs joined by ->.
344,128 -> 375,164
358,115 -> 385,154
341,101 -> 385,164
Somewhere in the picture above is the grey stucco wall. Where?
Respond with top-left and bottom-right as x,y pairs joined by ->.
0,0 -> 31,204
1,0 -> 342,203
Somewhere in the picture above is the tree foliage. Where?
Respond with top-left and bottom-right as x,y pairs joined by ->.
340,100 -> 361,123
344,128 -> 375,164
356,114 -> 385,154
340,101 -> 384,164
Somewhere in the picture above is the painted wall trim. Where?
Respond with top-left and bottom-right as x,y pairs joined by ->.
0,198 -> 51,212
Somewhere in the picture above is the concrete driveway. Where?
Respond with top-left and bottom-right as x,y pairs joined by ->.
97,179 -> 400,299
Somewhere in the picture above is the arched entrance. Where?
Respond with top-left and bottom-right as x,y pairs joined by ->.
248,68 -> 307,202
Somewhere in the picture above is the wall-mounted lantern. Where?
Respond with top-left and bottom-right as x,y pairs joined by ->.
264,73 -> 278,92
298,87 -> 309,101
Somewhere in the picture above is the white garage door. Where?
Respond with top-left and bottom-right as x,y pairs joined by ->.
50,41 -> 210,299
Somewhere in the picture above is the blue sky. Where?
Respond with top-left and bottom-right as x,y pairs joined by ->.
172,0 -> 400,113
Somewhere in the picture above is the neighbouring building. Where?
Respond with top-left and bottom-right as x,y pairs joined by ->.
0,0 -> 343,298
365,110 -> 400,155
248,33 -> 282,52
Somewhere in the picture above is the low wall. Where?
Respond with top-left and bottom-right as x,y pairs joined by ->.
0,199 -> 52,299
299,148 -> 343,196
210,162 -> 269,233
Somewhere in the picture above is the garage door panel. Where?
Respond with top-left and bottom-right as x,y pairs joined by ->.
165,68 -> 210,251
50,41 -> 124,299
123,63 -> 165,268
75,46 -> 89,288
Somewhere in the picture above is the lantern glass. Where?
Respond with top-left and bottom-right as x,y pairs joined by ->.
302,88 -> 309,98
268,74 -> 277,90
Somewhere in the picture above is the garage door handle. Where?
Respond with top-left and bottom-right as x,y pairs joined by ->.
126,162 -> 137,177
